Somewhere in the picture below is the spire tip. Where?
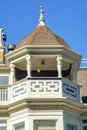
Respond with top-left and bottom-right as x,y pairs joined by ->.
38,5 -> 45,26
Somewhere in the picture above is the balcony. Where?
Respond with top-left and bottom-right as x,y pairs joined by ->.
0,78 -> 81,104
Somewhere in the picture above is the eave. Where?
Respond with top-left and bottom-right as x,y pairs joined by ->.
5,45 -> 82,66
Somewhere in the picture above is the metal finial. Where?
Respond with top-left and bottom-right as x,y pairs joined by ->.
38,5 -> 45,26
0,29 -> 4,46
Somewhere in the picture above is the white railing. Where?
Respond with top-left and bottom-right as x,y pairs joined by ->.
0,78 -> 81,103
62,78 -> 81,102
11,80 -> 28,102
0,87 -> 8,101
10,79 -> 62,102
28,79 -> 62,98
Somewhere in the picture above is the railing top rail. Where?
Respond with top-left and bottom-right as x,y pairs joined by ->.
10,77 -> 62,87
80,58 -> 87,68
0,85 -> 10,88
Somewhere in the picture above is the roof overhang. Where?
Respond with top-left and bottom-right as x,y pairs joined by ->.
6,45 -> 82,67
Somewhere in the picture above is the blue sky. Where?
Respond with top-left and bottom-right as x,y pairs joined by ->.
0,0 -> 87,58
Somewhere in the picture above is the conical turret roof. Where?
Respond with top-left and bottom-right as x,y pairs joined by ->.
15,25 -> 70,50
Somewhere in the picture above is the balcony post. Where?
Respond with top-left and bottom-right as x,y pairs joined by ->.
56,56 -> 62,78
73,62 -> 78,82
10,63 -> 15,84
26,54 -> 31,78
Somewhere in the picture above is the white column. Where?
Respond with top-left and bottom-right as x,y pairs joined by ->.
73,62 -> 78,82
26,54 -> 31,78
10,63 -> 15,84
56,56 -> 62,78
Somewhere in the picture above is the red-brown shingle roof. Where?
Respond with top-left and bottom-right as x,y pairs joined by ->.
15,25 -> 70,49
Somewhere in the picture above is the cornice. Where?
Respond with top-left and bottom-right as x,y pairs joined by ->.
0,98 -> 86,115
